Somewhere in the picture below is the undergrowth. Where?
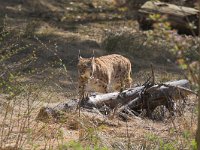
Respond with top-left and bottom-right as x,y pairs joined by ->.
0,2 -> 199,149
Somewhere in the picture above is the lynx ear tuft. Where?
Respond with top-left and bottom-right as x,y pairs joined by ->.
92,50 -> 95,58
78,50 -> 82,60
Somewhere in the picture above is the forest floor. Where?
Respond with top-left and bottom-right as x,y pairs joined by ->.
0,0 -> 198,149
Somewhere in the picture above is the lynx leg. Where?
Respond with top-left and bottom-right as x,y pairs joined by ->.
120,78 -> 125,92
78,85 -> 85,99
125,72 -> 132,88
78,79 -> 88,99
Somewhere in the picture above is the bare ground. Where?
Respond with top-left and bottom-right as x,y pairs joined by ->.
0,0 -> 198,149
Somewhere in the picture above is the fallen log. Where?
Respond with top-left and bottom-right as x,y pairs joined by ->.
36,79 -> 196,121
80,86 -> 145,109
81,79 -> 191,109
137,1 -> 199,35
83,79 -> 195,118
119,80 -> 195,117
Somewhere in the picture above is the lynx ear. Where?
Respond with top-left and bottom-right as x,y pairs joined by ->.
78,50 -> 82,60
92,50 -> 95,58
91,51 -> 95,66
90,51 -> 96,78
90,50 -> 95,61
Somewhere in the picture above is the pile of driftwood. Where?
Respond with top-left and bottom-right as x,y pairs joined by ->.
36,77 -> 197,122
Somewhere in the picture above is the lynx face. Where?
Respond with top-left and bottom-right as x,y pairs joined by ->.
77,57 -> 94,80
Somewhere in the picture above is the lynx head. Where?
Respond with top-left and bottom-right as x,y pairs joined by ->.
77,51 -> 95,79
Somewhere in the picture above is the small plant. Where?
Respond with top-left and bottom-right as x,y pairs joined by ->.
190,139 -> 198,150
58,140 -> 109,150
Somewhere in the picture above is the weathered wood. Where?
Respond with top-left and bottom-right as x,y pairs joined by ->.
137,1 -> 199,35
81,86 -> 145,109
82,79 -> 191,109
36,79 -> 195,121
122,80 -> 193,111
36,99 -> 79,122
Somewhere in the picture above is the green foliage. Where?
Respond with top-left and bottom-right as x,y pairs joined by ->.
162,142 -> 176,150
190,139 -> 197,150
59,141 -> 85,150
144,132 -> 198,150
58,140 -> 109,150
182,130 -> 191,140
145,133 -> 158,142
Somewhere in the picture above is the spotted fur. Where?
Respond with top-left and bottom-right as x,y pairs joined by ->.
77,54 -> 132,98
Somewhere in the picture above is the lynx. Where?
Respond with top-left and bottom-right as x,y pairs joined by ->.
77,53 -> 132,98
